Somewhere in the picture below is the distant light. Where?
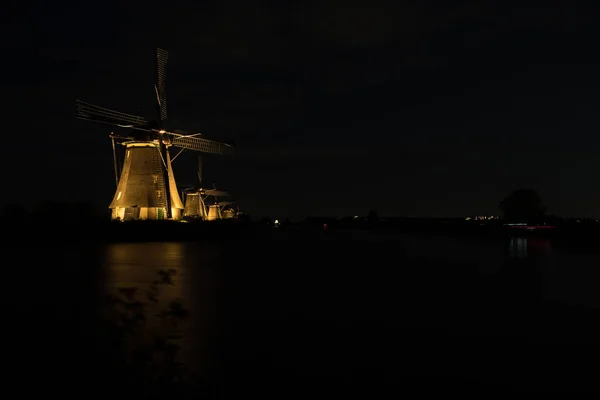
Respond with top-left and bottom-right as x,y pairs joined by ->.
323,223 -> 327,228
353,215 -> 359,219
274,219 -> 279,224
159,130 -> 166,134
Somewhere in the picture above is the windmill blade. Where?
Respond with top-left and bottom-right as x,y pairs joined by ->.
109,132 -> 135,141
155,48 -> 168,121
203,189 -> 230,197
167,133 -> 235,156
76,99 -> 148,127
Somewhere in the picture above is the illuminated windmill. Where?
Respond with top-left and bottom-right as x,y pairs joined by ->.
182,181 -> 239,220
75,48 -> 234,221
181,152 -> 239,220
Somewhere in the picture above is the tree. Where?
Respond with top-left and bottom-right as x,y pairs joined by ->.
499,188 -> 546,223
367,209 -> 379,222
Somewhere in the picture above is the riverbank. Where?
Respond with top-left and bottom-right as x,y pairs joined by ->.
3,218 -> 600,250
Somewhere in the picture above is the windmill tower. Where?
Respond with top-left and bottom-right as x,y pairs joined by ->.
181,153 -> 239,220
182,155 -> 207,220
75,48 -> 234,221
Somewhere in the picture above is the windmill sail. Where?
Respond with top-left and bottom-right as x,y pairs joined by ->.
155,48 -> 168,122
75,99 -> 148,127
154,48 -> 171,217
169,134 -> 234,156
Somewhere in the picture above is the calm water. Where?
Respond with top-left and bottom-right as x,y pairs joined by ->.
6,231 -> 600,394
103,241 -> 224,376
102,233 -> 600,313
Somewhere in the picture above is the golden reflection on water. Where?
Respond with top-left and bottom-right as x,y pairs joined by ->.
102,241 -> 225,377
104,242 -> 186,300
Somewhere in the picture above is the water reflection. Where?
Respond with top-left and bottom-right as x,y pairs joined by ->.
498,235 -> 554,307
508,237 -> 528,258
102,241 -> 225,378
104,242 -> 186,301
507,236 -> 553,260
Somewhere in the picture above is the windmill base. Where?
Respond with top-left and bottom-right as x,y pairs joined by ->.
111,206 -> 183,221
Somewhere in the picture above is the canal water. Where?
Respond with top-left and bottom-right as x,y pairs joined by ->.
4,231 -> 600,394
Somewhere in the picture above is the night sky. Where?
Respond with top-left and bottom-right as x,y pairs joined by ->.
4,1 -> 600,220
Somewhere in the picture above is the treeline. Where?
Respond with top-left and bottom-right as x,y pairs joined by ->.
1,200 -> 108,224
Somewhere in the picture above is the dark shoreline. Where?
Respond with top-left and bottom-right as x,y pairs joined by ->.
4,217 -> 599,233
4,218 -> 600,245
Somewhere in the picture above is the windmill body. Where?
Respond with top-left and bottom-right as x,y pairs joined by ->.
183,187 -> 238,221
109,142 -> 184,221
180,152 -> 240,221
182,192 -> 205,220
75,48 -> 234,221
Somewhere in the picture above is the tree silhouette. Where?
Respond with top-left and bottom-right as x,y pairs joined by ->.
367,209 -> 379,222
499,188 -> 546,223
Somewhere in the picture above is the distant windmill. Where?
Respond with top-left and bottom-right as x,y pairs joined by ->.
75,48 -> 234,221
181,150 -> 239,221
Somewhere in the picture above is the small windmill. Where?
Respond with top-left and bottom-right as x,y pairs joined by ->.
75,48 -> 234,221
182,183 -> 239,221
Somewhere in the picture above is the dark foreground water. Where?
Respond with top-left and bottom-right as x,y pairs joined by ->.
3,229 -> 600,395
